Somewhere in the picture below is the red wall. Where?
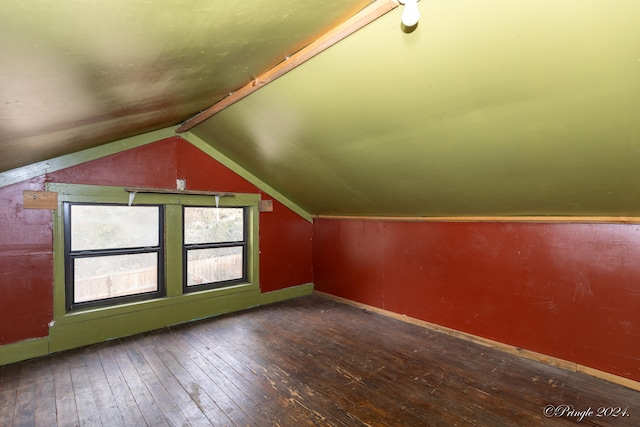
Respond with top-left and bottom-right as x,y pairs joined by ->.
0,177 -> 53,345
0,136 -> 312,346
313,218 -> 640,382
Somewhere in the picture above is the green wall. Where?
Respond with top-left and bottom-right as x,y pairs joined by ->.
192,1 -> 640,217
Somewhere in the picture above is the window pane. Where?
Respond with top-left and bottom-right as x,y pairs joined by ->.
184,207 -> 244,244
186,247 -> 243,286
74,253 -> 158,303
71,205 -> 159,251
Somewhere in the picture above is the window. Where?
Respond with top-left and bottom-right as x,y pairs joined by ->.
63,203 -> 164,311
53,184 -> 260,317
183,206 -> 247,291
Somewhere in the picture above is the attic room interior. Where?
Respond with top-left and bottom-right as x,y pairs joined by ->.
1,0 -> 639,425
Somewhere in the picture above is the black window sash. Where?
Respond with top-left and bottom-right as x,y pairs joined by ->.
182,206 -> 248,292
63,202 -> 165,311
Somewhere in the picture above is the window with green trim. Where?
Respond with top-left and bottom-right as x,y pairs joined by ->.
64,203 -> 165,311
183,206 -> 247,291
52,184 -> 260,316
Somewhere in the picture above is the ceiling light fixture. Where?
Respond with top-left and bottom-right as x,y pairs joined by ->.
398,0 -> 420,28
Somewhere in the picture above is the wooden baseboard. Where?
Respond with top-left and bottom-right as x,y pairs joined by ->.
314,291 -> 640,392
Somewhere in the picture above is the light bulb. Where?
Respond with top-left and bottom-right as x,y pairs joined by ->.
401,0 -> 420,27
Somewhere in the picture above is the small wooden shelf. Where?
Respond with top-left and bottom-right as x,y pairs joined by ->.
124,187 -> 235,197
124,187 -> 235,205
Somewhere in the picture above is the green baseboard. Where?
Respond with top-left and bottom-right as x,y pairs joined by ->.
1,283 -> 314,366
259,282 -> 314,305
0,337 -> 49,366
49,284 -> 261,353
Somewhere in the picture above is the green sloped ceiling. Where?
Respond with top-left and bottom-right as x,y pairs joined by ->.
0,0 -> 371,173
192,0 -> 640,217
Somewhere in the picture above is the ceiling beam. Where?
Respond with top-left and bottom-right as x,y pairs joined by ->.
176,0 -> 399,133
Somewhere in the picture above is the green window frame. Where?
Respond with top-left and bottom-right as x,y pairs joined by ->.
49,184 -> 260,350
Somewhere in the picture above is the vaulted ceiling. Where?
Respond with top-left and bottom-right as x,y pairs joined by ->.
2,1 -> 640,217
0,0 -> 371,172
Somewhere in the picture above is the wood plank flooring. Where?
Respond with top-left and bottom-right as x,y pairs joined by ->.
1,293 -> 638,426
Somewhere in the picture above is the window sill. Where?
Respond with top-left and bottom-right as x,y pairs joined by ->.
53,282 -> 258,326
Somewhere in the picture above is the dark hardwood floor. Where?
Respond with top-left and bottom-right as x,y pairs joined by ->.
1,293 -> 638,426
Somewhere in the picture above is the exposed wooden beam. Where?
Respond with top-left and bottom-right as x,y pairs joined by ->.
176,0 -> 399,133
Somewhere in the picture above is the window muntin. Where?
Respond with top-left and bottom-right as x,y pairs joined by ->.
183,206 -> 247,291
64,203 -> 164,310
